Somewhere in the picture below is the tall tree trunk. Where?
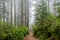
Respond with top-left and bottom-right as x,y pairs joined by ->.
0,0 -> 2,21
41,0 -> 43,27
20,0 -> 23,26
54,0 -> 56,15
47,0 -> 49,12
6,1 -> 9,23
3,0 -> 5,22
24,0 -> 29,27
42,0 -> 46,39
11,0 -> 13,25
25,0 -> 27,26
14,0 -> 16,26
27,0 -> 29,27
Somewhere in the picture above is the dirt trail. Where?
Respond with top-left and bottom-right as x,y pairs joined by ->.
24,32 -> 39,40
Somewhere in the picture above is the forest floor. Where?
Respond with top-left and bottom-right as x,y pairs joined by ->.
24,31 -> 39,40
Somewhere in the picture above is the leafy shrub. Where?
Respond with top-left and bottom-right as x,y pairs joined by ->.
33,14 -> 60,40
0,22 -> 29,40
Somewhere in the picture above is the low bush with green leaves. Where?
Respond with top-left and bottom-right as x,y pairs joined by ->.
33,14 -> 60,40
0,22 -> 29,40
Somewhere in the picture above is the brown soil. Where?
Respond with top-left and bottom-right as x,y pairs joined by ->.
24,32 -> 39,40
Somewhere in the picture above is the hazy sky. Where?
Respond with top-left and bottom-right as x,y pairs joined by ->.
29,0 -> 36,29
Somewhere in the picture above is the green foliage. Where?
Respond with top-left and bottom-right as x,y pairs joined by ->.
33,13 -> 60,40
0,22 -> 29,40
33,0 -> 60,40
54,2 -> 60,17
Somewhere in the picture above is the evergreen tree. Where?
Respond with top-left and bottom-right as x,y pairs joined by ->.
33,0 -> 60,40
34,0 -> 49,39
35,0 -> 48,27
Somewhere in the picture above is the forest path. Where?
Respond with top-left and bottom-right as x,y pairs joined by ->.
24,31 -> 39,40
